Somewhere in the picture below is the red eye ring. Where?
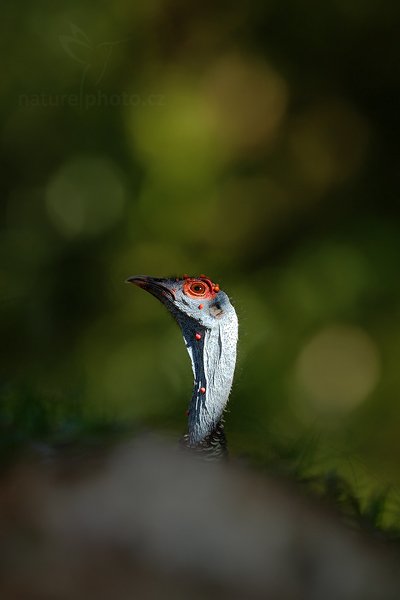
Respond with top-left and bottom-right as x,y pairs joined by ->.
188,282 -> 206,296
182,276 -> 218,299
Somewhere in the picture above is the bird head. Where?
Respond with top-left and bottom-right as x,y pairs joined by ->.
126,274 -> 231,328
127,274 -> 238,446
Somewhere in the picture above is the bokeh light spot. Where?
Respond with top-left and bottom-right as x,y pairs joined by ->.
46,156 -> 126,237
204,55 -> 289,155
295,325 -> 380,415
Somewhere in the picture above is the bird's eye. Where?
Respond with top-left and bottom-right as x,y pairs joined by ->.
183,277 -> 216,299
189,282 -> 207,296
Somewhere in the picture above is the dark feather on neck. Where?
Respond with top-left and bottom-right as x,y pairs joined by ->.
181,420 -> 228,461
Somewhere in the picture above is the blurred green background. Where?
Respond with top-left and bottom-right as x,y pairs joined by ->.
2,2 -> 400,525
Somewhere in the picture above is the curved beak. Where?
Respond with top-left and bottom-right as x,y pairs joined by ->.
125,275 -> 176,303
125,275 -> 150,288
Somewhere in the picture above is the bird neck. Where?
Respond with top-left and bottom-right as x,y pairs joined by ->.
178,313 -> 238,447
181,420 -> 228,460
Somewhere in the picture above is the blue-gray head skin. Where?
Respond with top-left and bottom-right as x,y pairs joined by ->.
126,274 -> 238,447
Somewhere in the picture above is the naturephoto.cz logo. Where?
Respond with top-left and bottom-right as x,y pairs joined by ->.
19,24 -> 165,110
